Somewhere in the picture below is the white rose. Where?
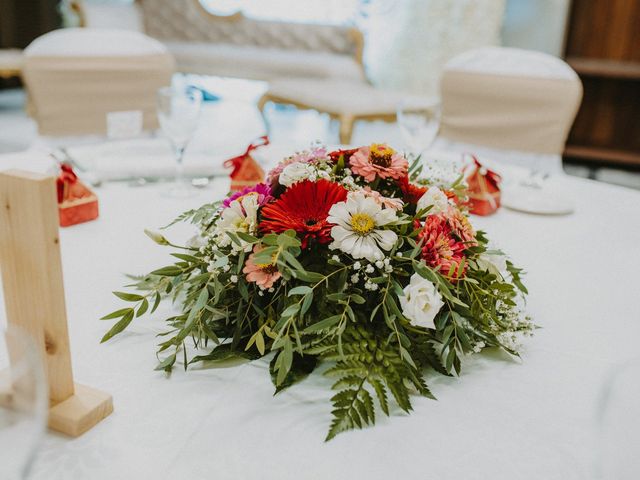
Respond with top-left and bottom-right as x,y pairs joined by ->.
477,250 -> 507,277
399,273 -> 444,329
416,186 -> 449,215
279,162 -> 316,187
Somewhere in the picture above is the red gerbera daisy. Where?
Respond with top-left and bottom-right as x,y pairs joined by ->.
259,179 -> 348,248
417,214 -> 467,280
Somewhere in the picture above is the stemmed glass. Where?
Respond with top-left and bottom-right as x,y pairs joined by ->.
0,325 -> 47,480
397,101 -> 441,158
156,86 -> 203,198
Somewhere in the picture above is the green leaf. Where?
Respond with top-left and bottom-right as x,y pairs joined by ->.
136,298 -> 149,317
150,266 -> 183,277
170,253 -> 200,263
275,337 -> 294,385
155,352 -> 177,372
269,353 -> 317,394
236,231 -> 259,244
100,310 -> 134,343
280,250 -> 305,272
112,291 -> 144,302
300,293 -> 314,316
190,343 -> 260,364
288,286 -> 312,296
151,291 -> 162,313
277,232 -> 302,248
302,315 -> 342,333
100,307 -> 134,320
281,303 -> 300,318
292,270 -> 325,282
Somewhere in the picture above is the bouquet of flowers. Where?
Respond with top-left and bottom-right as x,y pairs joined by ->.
102,143 -> 532,440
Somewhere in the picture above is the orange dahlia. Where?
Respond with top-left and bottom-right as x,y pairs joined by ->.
417,214 -> 467,280
259,179 -> 348,248
447,208 -> 476,245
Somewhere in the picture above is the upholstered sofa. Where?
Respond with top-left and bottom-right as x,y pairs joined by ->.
73,0 -> 365,82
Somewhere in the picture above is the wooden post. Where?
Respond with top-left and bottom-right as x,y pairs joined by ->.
0,169 -> 112,437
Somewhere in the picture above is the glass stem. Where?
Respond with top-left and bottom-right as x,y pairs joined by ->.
174,145 -> 186,186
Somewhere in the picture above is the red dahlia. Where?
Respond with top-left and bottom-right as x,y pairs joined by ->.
417,214 -> 467,280
259,179 -> 348,248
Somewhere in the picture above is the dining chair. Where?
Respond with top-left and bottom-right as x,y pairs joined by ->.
436,47 -> 583,174
22,28 -> 174,136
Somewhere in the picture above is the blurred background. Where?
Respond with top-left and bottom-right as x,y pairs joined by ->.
1,0 -> 638,187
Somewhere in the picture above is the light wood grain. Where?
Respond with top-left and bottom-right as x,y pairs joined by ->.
0,169 -> 113,436
0,169 -> 75,403
48,383 -> 114,437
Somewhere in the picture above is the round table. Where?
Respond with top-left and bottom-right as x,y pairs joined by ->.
1,152 -> 639,480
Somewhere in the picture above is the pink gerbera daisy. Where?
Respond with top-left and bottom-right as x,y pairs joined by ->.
349,144 -> 409,183
243,245 -> 282,290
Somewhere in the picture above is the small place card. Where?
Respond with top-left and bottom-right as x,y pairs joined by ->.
106,110 -> 143,139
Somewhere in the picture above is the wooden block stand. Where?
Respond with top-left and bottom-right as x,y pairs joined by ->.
0,170 -> 112,437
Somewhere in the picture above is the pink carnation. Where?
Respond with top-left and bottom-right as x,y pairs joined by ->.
266,146 -> 328,185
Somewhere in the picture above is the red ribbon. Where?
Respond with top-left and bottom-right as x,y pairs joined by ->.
465,154 -> 501,187
224,136 -> 269,176
56,163 -> 78,203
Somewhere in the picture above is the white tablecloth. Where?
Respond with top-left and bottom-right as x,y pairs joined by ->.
1,151 -> 640,480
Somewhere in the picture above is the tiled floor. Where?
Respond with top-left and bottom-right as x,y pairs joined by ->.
2,79 -> 639,190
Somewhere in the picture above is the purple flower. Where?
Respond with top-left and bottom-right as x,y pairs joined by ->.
223,183 -> 273,208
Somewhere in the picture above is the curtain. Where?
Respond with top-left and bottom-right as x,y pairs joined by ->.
362,0 -> 506,96
0,0 -> 61,48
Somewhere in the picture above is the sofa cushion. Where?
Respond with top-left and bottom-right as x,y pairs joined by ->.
165,41 -> 364,81
264,78 -> 436,117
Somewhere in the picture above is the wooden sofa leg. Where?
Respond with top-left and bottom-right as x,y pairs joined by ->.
257,94 -> 271,136
339,115 -> 355,145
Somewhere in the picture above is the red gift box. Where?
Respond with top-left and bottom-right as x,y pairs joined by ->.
464,155 -> 501,216
224,136 -> 268,191
57,163 -> 99,227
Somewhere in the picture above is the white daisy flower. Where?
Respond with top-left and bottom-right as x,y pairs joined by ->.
328,191 -> 398,261
214,193 -> 260,251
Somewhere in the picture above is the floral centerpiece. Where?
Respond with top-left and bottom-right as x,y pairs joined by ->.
102,143 -> 532,440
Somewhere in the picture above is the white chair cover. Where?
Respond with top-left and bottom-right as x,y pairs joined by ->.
23,28 -> 174,136
438,47 -> 583,173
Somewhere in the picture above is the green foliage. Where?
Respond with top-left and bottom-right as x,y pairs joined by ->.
101,185 -> 532,441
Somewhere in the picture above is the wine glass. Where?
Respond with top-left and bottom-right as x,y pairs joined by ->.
594,357 -> 640,479
156,86 -> 203,198
0,325 -> 47,480
397,101 -> 441,158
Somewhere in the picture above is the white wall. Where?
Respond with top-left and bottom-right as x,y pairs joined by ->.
502,0 -> 572,57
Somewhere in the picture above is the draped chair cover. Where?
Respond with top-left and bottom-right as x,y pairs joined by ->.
23,28 -> 174,136
437,47 -> 583,173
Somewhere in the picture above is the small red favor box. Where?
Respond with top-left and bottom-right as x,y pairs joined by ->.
465,155 -> 501,216
57,163 -> 99,227
224,136 -> 268,191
